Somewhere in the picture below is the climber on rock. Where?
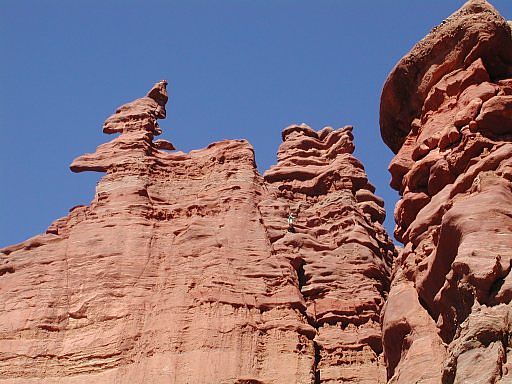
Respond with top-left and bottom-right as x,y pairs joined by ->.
287,212 -> 296,233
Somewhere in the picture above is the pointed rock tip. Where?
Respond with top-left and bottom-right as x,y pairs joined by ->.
147,80 -> 168,106
101,80 -> 169,134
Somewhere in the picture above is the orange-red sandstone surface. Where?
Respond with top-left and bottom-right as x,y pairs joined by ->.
380,1 -> 512,383
3,1 -> 511,382
0,80 -> 394,383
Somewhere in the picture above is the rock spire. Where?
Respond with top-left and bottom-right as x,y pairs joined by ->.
380,1 -> 512,383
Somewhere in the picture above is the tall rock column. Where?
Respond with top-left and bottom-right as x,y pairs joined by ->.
380,1 -> 512,383
262,124 -> 395,383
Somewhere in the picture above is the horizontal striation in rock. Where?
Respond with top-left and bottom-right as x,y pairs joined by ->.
263,124 -> 395,384
0,82 -> 315,383
0,82 -> 395,383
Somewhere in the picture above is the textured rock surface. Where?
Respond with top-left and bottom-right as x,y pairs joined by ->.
263,124 -> 395,383
0,82 -> 394,382
380,1 -> 512,383
380,0 -> 512,153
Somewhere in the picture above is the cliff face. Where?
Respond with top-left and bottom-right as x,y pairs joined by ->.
263,125 -> 395,383
0,80 -> 394,382
380,1 -> 512,383
3,1 -> 511,382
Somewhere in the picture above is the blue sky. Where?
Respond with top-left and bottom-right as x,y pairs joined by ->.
1,1 -> 511,247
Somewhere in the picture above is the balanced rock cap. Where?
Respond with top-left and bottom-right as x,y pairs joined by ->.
380,0 -> 512,153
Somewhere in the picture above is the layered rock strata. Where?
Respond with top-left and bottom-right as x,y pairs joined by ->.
380,1 -> 512,383
263,124 -> 395,383
0,82 -> 394,382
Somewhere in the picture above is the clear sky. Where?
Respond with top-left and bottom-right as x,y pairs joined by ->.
1,0 -> 511,247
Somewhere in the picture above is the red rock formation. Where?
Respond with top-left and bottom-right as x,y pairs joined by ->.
1,81 -> 314,383
0,80 -> 394,382
263,124 -> 395,383
380,1 -> 512,383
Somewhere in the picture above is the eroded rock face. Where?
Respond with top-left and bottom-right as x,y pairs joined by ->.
263,124 -> 395,383
380,1 -> 512,383
0,82 -> 394,383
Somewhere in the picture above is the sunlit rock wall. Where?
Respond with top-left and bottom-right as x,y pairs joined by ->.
0,81 -> 394,383
380,1 -> 512,383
